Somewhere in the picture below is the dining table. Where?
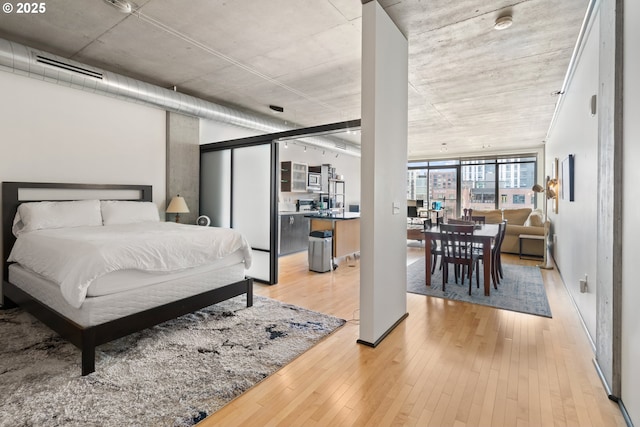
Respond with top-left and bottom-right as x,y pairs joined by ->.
422,223 -> 500,296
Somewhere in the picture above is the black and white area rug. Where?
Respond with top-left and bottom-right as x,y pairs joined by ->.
407,260 -> 552,318
0,295 -> 346,426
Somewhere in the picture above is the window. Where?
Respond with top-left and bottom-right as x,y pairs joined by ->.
408,155 -> 537,216
513,194 -> 525,204
498,160 -> 536,209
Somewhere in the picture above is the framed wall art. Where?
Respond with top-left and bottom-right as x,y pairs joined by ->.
562,154 -> 575,201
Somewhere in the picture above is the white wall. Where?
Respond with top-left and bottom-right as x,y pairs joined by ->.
547,3 -> 640,423
622,0 -> 640,423
545,12 -> 600,340
0,71 -> 166,273
279,142 -> 361,208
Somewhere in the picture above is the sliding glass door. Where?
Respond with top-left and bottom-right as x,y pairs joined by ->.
200,142 -> 278,284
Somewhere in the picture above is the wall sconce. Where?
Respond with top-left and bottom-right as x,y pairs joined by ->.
546,176 -> 558,213
166,195 -> 189,223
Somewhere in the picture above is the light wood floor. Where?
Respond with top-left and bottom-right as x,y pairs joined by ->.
200,246 -> 625,427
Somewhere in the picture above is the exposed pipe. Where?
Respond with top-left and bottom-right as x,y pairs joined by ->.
0,37 -> 360,156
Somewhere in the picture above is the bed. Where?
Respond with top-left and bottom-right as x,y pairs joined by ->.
1,182 -> 254,376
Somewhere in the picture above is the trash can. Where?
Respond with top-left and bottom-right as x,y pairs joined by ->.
308,230 -> 333,273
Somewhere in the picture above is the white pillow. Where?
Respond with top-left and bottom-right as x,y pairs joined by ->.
13,200 -> 102,236
526,212 -> 545,227
101,200 -> 159,225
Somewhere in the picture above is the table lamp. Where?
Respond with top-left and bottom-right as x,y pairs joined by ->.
166,195 -> 189,223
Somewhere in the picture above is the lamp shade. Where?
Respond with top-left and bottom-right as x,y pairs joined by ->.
166,195 -> 189,214
532,184 -> 544,193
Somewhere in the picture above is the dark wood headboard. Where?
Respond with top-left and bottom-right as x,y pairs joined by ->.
2,182 -> 152,281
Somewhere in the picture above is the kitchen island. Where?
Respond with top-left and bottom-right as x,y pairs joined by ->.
305,212 -> 360,260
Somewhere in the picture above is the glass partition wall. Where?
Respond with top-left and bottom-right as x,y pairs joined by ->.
408,155 -> 537,219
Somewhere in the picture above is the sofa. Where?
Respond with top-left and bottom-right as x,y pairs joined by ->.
471,208 -> 548,257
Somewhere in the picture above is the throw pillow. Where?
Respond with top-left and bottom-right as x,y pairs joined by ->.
503,208 -> 532,226
526,212 -> 544,227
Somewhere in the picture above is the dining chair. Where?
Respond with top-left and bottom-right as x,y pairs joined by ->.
420,219 -> 442,273
473,220 -> 506,289
495,219 -> 507,280
439,223 -> 480,294
447,218 -> 474,225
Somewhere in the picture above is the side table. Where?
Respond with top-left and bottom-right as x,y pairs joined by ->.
519,234 -> 545,260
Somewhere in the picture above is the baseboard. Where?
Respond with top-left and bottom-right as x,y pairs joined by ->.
357,312 -> 408,347
556,261 -> 596,352
559,265 -> 633,426
593,358 -> 635,427
619,398 -> 635,427
593,358 -> 618,401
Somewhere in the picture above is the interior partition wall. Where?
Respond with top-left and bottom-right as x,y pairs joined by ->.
200,141 -> 278,284
200,119 -> 360,285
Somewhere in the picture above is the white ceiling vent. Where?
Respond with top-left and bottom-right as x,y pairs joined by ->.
35,55 -> 103,80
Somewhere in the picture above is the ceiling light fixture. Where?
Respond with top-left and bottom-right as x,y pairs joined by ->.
494,15 -> 513,30
103,0 -> 133,13
269,104 -> 284,113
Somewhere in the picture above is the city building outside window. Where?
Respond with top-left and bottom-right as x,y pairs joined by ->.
407,155 -> 537,218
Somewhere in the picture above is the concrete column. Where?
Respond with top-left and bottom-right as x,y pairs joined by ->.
595,0 -> 623,400
358,1 -> 409,346
166,111 -> 199,224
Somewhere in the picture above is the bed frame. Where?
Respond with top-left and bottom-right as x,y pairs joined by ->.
2,181 -> 253,376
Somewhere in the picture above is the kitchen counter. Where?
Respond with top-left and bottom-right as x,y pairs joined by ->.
303,212 -> 360,220
306,212 -> 360,260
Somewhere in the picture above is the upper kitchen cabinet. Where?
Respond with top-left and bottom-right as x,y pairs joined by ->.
281,161 -> 308,192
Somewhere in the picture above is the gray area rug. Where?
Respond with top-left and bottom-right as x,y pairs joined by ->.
407,260 -> 552,317
0,295 -> 345,426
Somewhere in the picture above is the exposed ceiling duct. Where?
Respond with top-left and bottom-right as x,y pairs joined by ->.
0,37 -> 360,156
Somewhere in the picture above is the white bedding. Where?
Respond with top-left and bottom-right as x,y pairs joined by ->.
86,250 -> 246,297
7,222 -> 252,308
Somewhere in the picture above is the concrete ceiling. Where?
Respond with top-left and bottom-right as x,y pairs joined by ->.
0,0 -> 588,159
